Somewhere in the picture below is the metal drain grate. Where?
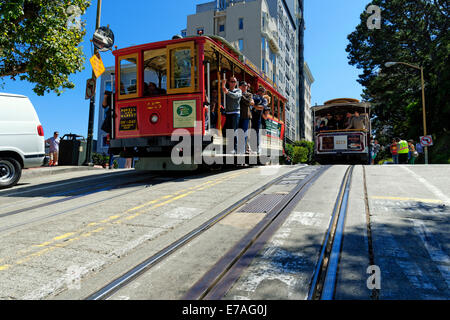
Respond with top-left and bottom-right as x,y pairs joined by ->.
238,194 -> 286,213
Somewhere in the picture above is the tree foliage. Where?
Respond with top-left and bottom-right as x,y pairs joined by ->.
285,141 -> 315,164
0,0 -> 90,95
346,0 -> 449,162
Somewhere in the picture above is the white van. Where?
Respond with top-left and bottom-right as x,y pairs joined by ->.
0,93 -> 45,189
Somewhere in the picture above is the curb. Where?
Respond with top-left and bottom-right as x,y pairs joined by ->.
21,166 -> 106,179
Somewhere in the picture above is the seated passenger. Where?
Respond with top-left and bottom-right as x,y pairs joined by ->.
318,121 -> 328,132
326,113 -> 337,130
143,82 -> 149,96
336,114 -> 345,129
316,116 -> 327,129
147,82 -> 160,96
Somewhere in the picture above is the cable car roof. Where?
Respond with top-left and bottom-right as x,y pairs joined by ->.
311,99 -> 371,112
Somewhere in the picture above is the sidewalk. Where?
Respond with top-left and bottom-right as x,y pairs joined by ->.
21,165 -> 106,179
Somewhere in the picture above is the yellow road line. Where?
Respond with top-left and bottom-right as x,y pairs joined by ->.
1,171 -> 246,271
0,265 -> 11,271
370,196 -> 444,204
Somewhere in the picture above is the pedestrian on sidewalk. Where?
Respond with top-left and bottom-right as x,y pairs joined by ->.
396,138 -> 409,164
390,138 -> 399,164
45,132 -> 60,166
415,141 -> 424,161
371,139 -> 381,165
408,140 -> 418,165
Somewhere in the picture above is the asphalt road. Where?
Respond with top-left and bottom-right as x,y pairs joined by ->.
0,165 -> 448,300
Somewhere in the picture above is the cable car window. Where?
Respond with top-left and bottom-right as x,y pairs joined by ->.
167,42 -> 196,94
143,48 -> 167,96
119,53 -> 139,99
172,49 -> 191,88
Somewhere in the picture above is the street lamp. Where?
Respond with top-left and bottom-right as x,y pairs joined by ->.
384,61 -> 429,164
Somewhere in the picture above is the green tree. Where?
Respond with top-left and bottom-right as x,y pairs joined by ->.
346,0 -> 449,162
0,0 -> 90,95
292,146 -> 308,164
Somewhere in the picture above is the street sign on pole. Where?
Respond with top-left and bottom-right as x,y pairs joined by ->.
420,135 -> 433,147
85,78 -> 96,100
89,52 -> 105,78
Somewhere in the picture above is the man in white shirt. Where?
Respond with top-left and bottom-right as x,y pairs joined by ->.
45,132 -> 60,166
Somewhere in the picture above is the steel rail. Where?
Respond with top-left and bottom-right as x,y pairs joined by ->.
0,173 -> 158,219
307,165 -> 354,300
0,171 -> 212,233
321,165 -> 354,299
85,165 -> 312,300
0,170 -> 135,198
183,165 -> 330,300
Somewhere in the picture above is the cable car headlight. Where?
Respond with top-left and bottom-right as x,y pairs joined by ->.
150,113 -> 159,124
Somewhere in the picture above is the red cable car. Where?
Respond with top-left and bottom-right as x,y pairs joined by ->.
109,35 -> 287,170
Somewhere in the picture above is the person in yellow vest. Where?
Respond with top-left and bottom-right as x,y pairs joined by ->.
395,138 -> 409,164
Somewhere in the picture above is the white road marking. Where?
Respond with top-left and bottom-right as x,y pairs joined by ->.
162,207 -> 203,220
232,211 -> 322,299
411,220 -> 450,288
400,167 -> 450,205
376,225 -> 436,291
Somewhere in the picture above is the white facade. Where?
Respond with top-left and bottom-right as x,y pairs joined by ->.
303,61 -> 314,141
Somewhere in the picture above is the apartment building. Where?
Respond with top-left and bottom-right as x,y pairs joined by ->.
303,61 -> 314,141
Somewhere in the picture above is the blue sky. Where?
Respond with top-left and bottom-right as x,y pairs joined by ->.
1,0 -> 370,140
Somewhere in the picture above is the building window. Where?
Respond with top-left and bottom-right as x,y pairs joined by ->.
239,18 -> 244,30
262,58 -> 265,72
261,37 -> 266,51
238,39 -> 244,52
219,24 -> 225,32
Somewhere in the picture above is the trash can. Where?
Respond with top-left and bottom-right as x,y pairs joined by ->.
59,134 -> 87,166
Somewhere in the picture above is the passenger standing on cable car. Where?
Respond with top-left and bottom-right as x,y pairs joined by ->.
221,76 -> 242,153
102,91 -> 115,169
238,81 -> 254,154
251,87 -> 268,154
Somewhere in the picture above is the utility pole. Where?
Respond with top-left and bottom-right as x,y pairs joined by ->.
84,0 -> 102,165
420,66 -> 429,165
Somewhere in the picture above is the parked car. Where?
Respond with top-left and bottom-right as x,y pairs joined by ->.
0,93 -> 45,189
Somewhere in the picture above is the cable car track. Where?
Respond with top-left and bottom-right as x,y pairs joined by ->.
85,165 -> 325,300
0,171 -> 220,233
